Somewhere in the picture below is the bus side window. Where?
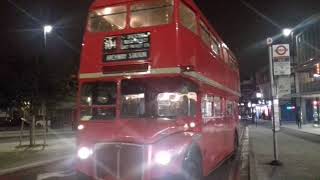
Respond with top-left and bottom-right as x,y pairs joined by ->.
201,95 -> 214,118
211,36 -> 220,55
199,20 -> 211,47
213,96 -> 221,117
226,100 -> 233,117
179,2 -> 197,34
222,48 -> 229,64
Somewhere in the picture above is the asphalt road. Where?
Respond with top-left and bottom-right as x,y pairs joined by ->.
0,126 -> 249,180
0,154 -> 244,180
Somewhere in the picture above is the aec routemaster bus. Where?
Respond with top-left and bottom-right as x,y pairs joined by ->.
76,0 -> 240,179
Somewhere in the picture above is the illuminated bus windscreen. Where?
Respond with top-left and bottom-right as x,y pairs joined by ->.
88,6 -> 127,32
130,0 -> 174,28
121,78 -> 197,119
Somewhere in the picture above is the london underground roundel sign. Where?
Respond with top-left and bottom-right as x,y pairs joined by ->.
272,44 -> 290,58
275,45 -> 287,55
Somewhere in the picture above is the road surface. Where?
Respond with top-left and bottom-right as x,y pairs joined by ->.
0,127 -> 249,180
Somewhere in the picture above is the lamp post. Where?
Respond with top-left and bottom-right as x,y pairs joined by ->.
42,25 -> 52,147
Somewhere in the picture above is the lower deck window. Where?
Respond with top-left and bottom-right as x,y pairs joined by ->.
80,82 -> 116,121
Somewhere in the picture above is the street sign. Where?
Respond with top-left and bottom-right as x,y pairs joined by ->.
272,44 -> 291,75
272,44 -> 290,58
273,58 -> 291,75
277,76 -> 291,97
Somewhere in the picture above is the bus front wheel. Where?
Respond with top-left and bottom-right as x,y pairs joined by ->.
181,148 -> 203,180
76,171 -> 91,180
231,133 -> 239,160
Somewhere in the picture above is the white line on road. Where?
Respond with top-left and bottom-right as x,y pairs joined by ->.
37,170 -> 75,180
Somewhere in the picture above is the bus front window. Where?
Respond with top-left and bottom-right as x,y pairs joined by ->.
80,82 -> 116,121
130,0 -> 174,28
121,78 -> 197,119
88,6 -> 127,32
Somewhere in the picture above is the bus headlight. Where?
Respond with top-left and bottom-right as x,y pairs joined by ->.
77,147 -> 93,160
78,124 -> 85,130
155,151 -> 172,166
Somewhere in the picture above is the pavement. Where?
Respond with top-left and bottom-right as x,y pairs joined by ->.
281,122 -> 320,136
0,127 -> 75,139
249,121 -> 320,180
0,131 -> 75,176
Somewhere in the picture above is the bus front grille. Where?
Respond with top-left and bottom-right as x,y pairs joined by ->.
95,143 -> 144,180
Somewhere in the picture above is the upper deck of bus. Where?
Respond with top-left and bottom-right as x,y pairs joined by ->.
80,0 -> 240,95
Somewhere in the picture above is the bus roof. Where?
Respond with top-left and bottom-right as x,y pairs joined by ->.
90,0 -> 133,9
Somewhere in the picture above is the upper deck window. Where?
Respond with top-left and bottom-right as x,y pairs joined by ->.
200,21 -> 211,47
130,0 -> 174,28
88,6 -> 127,32
179,2 -> 197,34
211,36 -> 220,55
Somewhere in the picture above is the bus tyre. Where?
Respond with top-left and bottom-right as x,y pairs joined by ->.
231,133 -> 239,160
181,148 -> 203,180
76,171 -> 91,180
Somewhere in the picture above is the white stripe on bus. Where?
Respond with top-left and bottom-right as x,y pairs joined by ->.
79,67 -> 240,96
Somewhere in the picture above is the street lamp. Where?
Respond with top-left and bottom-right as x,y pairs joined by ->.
43,25 -> 53,34
43,25 -> 53,48
282,28 -> 292,37
256,92 -> 263,98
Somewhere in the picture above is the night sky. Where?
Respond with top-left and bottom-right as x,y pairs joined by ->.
1,0 -> 320,80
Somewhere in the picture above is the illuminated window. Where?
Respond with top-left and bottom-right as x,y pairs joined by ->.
211,36 -> 220,55
121,78 -> 197,119
81,82 -> 116,106
80,82 -> 116,121
222,48 -> 229,63
213,97 -> 221,117
201,95 -> 214,117
130,0 -> 174,28
179,2 -> 197,34
226,100 -> 233,116
200,21 -> 211,47
88,6 -> 127,32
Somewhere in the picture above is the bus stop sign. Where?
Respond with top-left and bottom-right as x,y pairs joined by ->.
273,44 -> 290,58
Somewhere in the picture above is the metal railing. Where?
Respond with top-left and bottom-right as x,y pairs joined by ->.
301,80 -> 320,92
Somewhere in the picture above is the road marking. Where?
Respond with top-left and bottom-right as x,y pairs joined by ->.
37,170 -> 75,180
240,126 -> 249,178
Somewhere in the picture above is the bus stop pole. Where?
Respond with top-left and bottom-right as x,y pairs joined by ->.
268,44 -> 282,166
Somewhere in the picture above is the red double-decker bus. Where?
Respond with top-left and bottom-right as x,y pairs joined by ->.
76,0 -> 240,179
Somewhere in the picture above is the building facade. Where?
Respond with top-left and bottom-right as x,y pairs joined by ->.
294,14 -> 320,126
